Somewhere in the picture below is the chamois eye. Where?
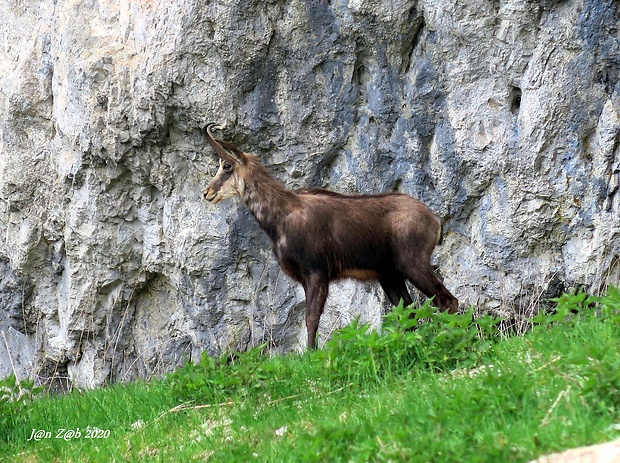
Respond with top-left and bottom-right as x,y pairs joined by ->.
223,163 -> 233,172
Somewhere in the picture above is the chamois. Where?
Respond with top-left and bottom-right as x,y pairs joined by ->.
202,123 -> 458,349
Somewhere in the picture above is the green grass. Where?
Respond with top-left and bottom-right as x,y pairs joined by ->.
1,288 -> 619,462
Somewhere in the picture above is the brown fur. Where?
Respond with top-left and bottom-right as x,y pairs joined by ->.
203,125 -> 458,348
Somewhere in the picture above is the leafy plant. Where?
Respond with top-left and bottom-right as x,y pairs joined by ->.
166,342 -> 293,404
0,374 -> 44,441
533,286 -> 620,326
597,285 -> 620,322
316,300 -> 503,385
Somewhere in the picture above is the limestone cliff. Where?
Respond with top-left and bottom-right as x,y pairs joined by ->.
0,0 -> 618,388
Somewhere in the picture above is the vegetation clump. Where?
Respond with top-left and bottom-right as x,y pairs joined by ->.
1,287 -> 618,462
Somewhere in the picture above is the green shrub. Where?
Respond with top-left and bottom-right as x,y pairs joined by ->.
2,287 -> 619,462
315,299 -> 503,385
166,343 -> 273,403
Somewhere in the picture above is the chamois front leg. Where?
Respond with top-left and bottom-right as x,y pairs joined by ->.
303,272 -> 329,349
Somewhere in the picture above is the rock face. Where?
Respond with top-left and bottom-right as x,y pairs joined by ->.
531,438 -> 620,463
0,0 -> 618,388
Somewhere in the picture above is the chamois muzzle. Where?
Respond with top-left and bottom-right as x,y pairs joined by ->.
203,189 -> 219,203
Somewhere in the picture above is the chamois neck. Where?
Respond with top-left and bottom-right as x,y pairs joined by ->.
241,155 -> 298,239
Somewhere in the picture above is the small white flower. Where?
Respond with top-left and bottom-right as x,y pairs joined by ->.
200,421 -> 215,436
275,425 -> 288,436
131,420 -> 145,430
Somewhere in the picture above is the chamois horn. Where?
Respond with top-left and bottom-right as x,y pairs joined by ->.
203,123 -> 234,162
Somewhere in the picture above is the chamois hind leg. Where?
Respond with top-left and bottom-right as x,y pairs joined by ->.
303,272 -> 329,349
402,262 -> 458,313
379,274 -> 413,308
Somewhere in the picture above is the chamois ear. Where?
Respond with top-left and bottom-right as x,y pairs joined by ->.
218,139 -> 246,165
203,123 -> 245,165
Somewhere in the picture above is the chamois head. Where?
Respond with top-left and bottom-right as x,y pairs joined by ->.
202,123 -> 247,204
